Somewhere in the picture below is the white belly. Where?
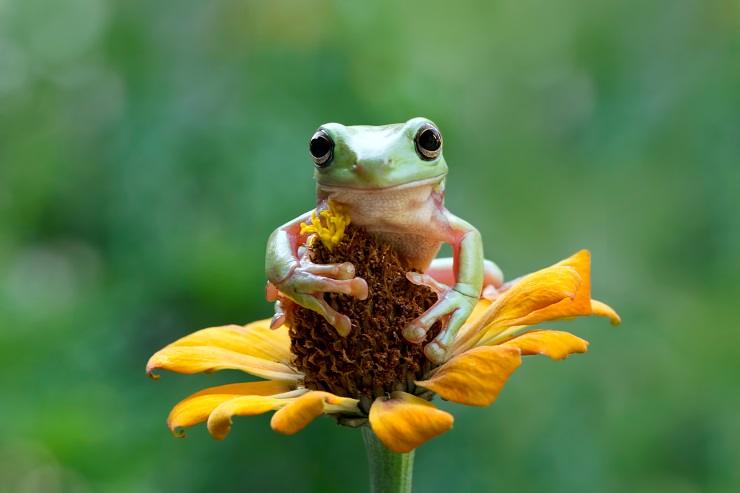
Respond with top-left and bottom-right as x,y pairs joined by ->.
317,182 -> 449,269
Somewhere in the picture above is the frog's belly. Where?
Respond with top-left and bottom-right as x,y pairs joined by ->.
363,230 -> 442,271
319,183 -> 447,270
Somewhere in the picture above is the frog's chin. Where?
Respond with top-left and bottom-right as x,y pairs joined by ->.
316,173 -> 446,193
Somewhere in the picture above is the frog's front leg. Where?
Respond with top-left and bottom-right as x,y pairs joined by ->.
265,211 -> 368,336
402,213 -> 484,363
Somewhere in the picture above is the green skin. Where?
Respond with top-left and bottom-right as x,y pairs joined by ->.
265,117 -> 503,364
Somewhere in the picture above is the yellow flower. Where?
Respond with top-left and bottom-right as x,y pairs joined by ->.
146,250 -> 619,454
299,200 -> 350,252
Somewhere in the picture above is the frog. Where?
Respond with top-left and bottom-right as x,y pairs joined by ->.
265,117 -> 504,364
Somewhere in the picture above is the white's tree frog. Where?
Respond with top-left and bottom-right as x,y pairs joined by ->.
265,117 -> 503,363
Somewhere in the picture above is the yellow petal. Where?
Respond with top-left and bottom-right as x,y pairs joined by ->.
591,299 -> 621,325
166,320 -> 292,362
207,395 -> 290,440
452,264 -> 582,354
468,298 -> 493,321
369,392 -> 454,454
466,324 -> 525,351
500,330 -> 588,360
146,346 -> 302,381
167,380 -> 294,436
490,265 -> 582,327
455,298 -> 493,341
512,250 -> 594,326
271,391 -> 359,435
416,346 -> 522,406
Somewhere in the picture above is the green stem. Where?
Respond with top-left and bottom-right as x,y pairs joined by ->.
362,428 -> 415,493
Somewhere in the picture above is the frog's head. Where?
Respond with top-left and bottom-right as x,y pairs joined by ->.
309,117 -> 448,190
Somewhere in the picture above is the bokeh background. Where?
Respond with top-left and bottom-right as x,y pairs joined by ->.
1,0 -> 739,491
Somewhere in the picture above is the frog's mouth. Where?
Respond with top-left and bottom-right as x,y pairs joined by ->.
316,173 -> 446,193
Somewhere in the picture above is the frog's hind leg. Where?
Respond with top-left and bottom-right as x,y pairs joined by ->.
425,257 -> 504,293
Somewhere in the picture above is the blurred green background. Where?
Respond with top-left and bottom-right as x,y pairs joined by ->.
1,0 -> 739,491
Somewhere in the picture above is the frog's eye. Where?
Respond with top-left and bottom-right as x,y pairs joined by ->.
310,130 -> 334,168
414,124 -> 442,161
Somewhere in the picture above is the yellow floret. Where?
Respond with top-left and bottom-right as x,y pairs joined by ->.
300,201 -> 351,252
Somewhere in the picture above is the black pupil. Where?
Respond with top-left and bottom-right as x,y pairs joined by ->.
418,129 -> 441,152
310,135 -> 332,158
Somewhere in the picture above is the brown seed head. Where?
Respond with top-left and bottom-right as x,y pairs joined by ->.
290,225 -> 441,412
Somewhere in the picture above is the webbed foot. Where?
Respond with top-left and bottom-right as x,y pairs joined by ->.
267,258 -> 368,336
401,272 -> 477,364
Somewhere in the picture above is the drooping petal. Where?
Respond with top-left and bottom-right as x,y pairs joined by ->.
591,299 -> 621,325
450,265 -> 582,355
167,380 -> 295,436
486,264 -> 582,328
416,346 -> 522,406
207,395 -> 291,440
450,249 -> 624,358
511,250 -> 594,326
271,391 -> 360,435
146,346 -> 302,381
368,392 -> 454,454
500,330 -> 588,360
165,320 -> 292,362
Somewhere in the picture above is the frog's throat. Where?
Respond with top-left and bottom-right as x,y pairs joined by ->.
315,173 -> 446,193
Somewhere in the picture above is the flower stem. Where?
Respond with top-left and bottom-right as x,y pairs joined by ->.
362,428 -> 415,493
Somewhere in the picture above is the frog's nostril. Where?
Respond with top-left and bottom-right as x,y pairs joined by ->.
352,162 -> 367,176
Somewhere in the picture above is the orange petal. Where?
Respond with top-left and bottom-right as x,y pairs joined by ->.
166,320 -> 292,361
146,346 -> 302,381
271,391 -> 359,435
512,250 -> 594,326
500,330 -> 588,360
416,346 -> 522,407
467,324 -> 528,350
455,298 -> 493,341
207,395 -> 290,440
369,392 -> 454,454
591,299 -> 621,325
167,380 -> 294,436
483,265 -> 582,328
453,264 -> 582,352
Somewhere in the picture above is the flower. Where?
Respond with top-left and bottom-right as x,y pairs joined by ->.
299,200 -> 350,252
146,247 -> 619,454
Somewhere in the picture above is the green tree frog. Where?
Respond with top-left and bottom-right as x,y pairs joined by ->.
265,117 -> 503,363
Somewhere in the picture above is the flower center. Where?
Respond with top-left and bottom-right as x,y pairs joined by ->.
289,224 -> 441,412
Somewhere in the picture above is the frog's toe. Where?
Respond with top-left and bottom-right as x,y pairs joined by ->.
265,281 -> 281,302
269,291 -> 296,329
303,261 -> 356,281
270,312 -> 285,329
310,276 -> 368,300
423,305 -> 470,361
403,295 -> 456,344
349,277 -> 369,300
332,313 -> 352,337
321,307 -> 352,337
406,272 -> 446,294
424,341 -> 447,364
298,293 -> 353,337
402,322 -> 428,344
